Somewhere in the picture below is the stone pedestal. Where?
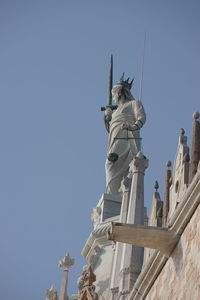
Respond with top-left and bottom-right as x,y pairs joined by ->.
91,193 -> 122,229
83,193 -> 122,300
110,177 -> 132,299
100,193 -> 122,221
119,152 -> 148,298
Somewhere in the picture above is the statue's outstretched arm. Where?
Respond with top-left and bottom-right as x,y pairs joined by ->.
134,100 -> 146,129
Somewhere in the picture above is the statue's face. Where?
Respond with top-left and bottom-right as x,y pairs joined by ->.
112,85 -> 122,104
112,84 -> 133,104
112,92 -> 119,103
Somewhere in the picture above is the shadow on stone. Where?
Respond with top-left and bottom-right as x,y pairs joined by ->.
172,240 -> 183,276
96,278 -> 110,298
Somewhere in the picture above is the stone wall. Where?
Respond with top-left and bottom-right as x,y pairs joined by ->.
93,243 -> 113,299
146,203 -> 200,300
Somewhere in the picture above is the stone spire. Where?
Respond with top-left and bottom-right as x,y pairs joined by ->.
167,128 -> 189,220
59,253 -> 74,300
189,112 -> 200,183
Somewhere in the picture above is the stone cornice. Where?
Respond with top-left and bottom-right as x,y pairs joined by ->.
81,217 -> 118,260
128,167 -> 200,300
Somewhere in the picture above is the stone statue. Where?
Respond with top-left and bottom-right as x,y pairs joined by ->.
78,265 -> 88,292
104,74 -> 146,194
78,265 -> 98,300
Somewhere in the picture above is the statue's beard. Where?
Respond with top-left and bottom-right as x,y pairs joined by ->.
114,96 -> 128,105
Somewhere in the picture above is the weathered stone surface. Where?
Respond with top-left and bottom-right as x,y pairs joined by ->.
145,203 -> 200,300
128,166 -> 200,300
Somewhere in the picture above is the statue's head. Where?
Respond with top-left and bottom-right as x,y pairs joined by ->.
112,73 -> 134,104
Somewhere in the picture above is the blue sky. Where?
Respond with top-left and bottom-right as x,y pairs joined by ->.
0,1 -> 199,299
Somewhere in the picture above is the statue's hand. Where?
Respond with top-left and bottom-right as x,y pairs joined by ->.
122,122 -> 139,131
129,124 -> 139,131
105,107 -> 113,117
122,122 -> 129,130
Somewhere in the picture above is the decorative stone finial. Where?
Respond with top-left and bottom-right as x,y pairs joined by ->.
180,128 -> 185,136
193,111 -> 200,120
166,161 -> 172,168
59,253 -> 74,271
129,151 -> 149,174
154,181 -> 159,192
46,285 -> 58,300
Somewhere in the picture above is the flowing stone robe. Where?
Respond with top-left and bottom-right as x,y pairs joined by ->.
105,100 -> 146,194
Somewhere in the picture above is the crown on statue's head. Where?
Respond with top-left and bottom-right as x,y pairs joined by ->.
117,73 -> 134,90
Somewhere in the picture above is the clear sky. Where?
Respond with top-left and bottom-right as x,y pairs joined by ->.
0,0 -> 199,299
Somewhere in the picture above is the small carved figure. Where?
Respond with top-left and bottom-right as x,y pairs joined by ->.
46,285 -> 59,300
78,265 -> 88,292
78,265 -> 98,300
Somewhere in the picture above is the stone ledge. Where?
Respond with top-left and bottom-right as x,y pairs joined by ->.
108,223 -> 179,257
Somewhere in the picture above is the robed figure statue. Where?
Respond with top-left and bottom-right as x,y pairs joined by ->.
104,74 -> 146,194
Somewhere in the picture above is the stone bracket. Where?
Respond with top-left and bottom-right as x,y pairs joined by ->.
107,222 -> 180,257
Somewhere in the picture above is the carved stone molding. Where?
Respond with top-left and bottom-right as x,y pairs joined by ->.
129,152 -> 149,175
81,222 -> 112,259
